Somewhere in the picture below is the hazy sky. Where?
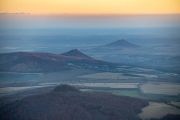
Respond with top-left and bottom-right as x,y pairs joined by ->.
0,14 -> 179,29
0,0 -> 180,15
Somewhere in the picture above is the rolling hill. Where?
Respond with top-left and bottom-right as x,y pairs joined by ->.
0,49 -> 116,73
0,85 -> 148,120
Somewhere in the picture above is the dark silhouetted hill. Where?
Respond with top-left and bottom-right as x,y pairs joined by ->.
0,85 -> 148,120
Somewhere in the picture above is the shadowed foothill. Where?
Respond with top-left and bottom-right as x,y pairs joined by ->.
0,85 -> 148,120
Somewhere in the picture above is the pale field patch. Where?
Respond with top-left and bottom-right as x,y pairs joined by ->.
78,72 -> 139,80
170,101 -> 180,107
139,102 -> 180,120
140,82 -> 180,95
73,83 -> 139,89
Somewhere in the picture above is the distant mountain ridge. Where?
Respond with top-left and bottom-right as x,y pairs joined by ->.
103,39 -> 140,48
0,49 -> 116,73
87,39 -> 140,53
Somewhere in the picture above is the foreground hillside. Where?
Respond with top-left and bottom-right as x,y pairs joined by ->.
0,85 -> 148,120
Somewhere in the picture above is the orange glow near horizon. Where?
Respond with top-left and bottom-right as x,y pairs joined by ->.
0,0 -> 180,15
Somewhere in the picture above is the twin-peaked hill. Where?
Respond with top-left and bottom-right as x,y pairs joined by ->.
0,49 -> 116,73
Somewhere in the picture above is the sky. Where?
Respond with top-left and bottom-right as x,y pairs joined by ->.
0,0 -> 180,15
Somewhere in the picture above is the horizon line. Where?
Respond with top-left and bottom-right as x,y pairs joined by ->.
1,12 -> 180,16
